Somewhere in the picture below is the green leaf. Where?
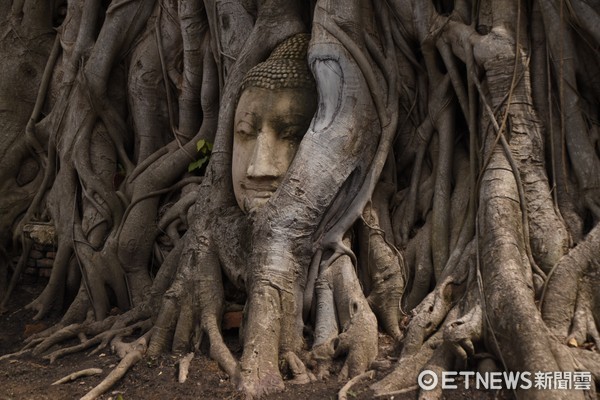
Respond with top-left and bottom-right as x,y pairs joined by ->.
188,160 -> 201,172
191,140 -> 212,172
188,156 -> 209,172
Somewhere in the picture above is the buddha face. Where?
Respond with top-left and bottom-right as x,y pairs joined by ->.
232,86 -> 316,213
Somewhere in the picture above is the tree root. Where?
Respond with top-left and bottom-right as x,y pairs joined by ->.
359,194 -> 405,340
25,252 -> 71,320
186,226 -> 238,379
0,238 -> 32,310
31,321 -> 100,356
403,216 -> 434,311
374,385 -> 419,398
238,283 -> 286,398
370,299 -> 477,398
370,332 -> 441,396
80,335 -> 148,400
308,251 -> 378,385
370,242 -> 475,397
417,343 -> 456,400
542,223 -> 600,341
51,368 -> 103,385
177,352 -> 194,383
566,276 -> 600,348
444,302 -> 482,366
20,290 -> 155,363
0,348 -> 31,361
44,319 -> 152,363
283,351 -> 314,384
338,369 -> 375,400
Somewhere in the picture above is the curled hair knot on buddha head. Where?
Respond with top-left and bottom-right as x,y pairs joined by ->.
241,33 -> 316,92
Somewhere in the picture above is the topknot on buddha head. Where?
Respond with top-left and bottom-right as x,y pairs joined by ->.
241,34 -> 316,92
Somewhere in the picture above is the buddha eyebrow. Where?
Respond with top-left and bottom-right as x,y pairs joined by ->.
271,113 -> 309,125
240,111 -> 257,119
237,112 -> 258,126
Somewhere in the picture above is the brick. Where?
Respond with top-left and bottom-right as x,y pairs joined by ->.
222,311 -> 243,330
33,243 -> 46,251
36,258 -> 55,268
46,252 -> 57,259
24,322 -> 47,337
29,250 -> 44,259
39,268 -> 52,278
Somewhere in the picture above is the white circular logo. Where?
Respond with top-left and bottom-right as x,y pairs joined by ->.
418,370 -> 438,391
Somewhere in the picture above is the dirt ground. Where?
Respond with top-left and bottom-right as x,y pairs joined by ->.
0,277 -> 512,400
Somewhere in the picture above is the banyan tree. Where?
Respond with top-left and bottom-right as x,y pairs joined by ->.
1,0 -> 599,398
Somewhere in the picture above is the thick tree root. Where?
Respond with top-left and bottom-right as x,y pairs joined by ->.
370,242 -> 475,397
177,352 -> 194,383
371,332 -> 441,397
359,195 -> 405,340
238,283 -> 286,398
566,277 -> 600,348
418,343 -> 456,400
309,239 -> 378,382
283,351 -> 314,384
542,223 -> 600,343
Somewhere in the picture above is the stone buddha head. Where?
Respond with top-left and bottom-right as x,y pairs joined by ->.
232,34 -> 317,213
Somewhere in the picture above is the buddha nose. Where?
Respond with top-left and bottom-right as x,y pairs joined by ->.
246,130 -> 282,179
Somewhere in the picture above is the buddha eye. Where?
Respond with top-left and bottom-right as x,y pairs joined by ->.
280,125 -> 304,141
235,121 -> 257,138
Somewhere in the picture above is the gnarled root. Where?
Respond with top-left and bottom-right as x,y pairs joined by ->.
22,241 -> 182,362
359,192 -> 406,341
310,245 -> 378,382
542,223 -> 600,347
417,292 -> 483,400
330,254 -> 378,380
283,351 -> 314,385
371,243 -> 474,396
371,331 -> 441,397
45,318 -> 152,364
238,282 -> 286,398
181,217 -> 238,379
80,335 -> 148,400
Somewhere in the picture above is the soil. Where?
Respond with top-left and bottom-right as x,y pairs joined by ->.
0,277 -> 513,400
